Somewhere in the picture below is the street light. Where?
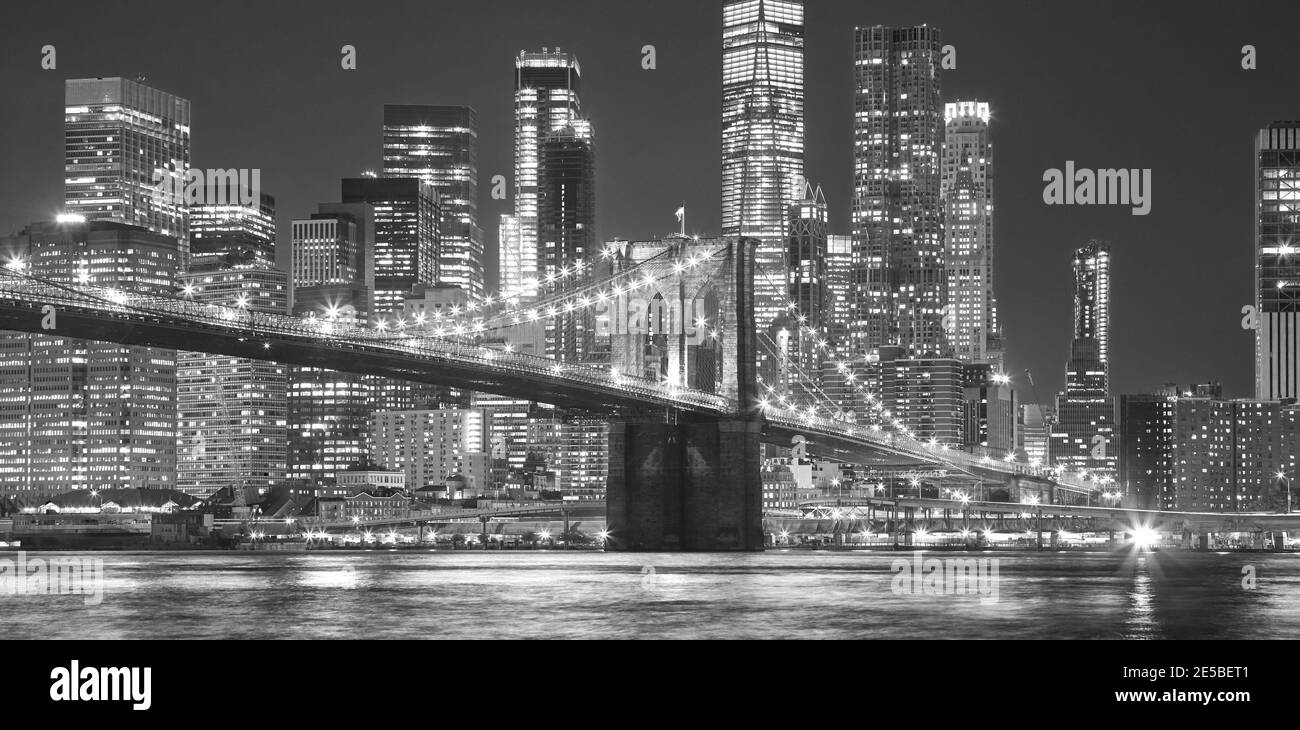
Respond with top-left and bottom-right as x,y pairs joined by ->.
1277,471 -> 1292,514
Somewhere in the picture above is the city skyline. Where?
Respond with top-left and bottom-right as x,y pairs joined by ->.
5,2 -> 1298,402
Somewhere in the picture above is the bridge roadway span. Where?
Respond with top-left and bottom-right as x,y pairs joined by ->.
0,271 -> 1090,494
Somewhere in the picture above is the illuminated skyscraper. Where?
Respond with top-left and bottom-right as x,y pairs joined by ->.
851,25 -> 945,357
539,122 -> 596,362
63,77 -> 191,257
0,220 -> 180,497
1255,121 -> 1300,400
783,183 -> 827,381
176,252 -> 289,498
508,48 -> 585,299
178,190 -> 286,498
288,203 -> 375,485
825,234 -> 852,348
341,177 -> 438,315
1073,240 -> 1111,367
382,105 -> 484,300
942,101 -> 1000,367
1050,242 -> 1115,476
722,0 -> 805,337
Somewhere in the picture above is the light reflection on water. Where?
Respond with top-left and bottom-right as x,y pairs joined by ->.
3,550 -> 1298,639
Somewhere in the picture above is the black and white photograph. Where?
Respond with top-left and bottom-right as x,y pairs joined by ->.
0,0 -> 1296,711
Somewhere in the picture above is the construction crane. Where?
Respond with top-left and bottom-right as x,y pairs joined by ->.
1023,369 -> 1055,431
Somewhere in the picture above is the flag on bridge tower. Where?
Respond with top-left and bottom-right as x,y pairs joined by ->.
675,204 -> 686,236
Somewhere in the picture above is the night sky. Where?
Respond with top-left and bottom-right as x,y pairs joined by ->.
2,0 -> 1299,401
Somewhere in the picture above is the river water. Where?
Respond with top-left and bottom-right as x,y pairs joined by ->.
4,550 -> 1298,639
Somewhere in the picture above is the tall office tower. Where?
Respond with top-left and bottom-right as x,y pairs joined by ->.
288,203 -> 375,485
721,0 -> 805,338
1255,121 -> 1300,400
539,122 -> 596,362
783,184 -> 828,381
292,214 -> 362,287
176,253 -> 289,498
286,363 -> 372,485
825,234 -> 852,348
369,408 -> 491,491
341,177 -> 438,315
510,48 -> 585,298
382,105 -> 484,300
538,123 -> 596,278
942,101 -> 1000,367
178,189 -> 286,498
1050,242 -> 1116,476
190,189 -> 276,261
851,25 -> 945,357
0,220 -> 180,497
1118,391 -> 1176,510
64,77 -> 191,257
291,202 -> 375,317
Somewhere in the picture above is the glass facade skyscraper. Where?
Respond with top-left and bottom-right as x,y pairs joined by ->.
0,78 -> 193,498
507,48 -> 585,299
341,177 -> 438,315
382,105 -> 484,300
539,122 -> 596,362
63,77 -> 191,258
851,26 -> 945,358
722,0 -> 805,340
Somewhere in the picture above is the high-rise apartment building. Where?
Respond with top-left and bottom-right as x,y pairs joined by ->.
722,0 -> 805,338
369,408 -> 491,491
871,346 -> 964,445
1117,391 -> 1176,510
382,105 -> 484,299
1171,398 -> 1300,512
524,410 -> 608,499
942,101 -> 1000,366
851,26 -> 945,357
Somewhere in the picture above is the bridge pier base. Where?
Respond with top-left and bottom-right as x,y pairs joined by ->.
605,418 -> 763,552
